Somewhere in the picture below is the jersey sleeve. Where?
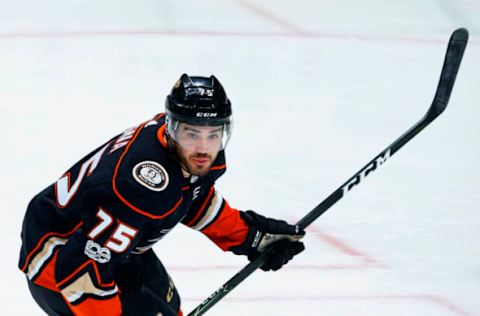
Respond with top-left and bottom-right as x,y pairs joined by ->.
181,186 -> 249,251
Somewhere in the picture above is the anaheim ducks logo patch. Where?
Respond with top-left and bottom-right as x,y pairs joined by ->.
132,161 -> 169,191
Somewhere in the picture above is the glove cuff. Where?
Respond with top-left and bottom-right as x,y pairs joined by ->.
229,226 -> 263,256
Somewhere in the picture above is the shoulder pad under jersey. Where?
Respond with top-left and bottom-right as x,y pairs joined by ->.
112,123 -> 184,220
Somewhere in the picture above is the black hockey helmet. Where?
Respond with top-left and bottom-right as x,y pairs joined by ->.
165,73 -> 232,126
165,74 -> 233,150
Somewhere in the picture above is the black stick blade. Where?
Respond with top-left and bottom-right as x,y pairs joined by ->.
429,28 -> 469,118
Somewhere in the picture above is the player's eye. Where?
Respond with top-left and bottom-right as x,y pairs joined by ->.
187,132 -> 199,140
208,133 -> 220,140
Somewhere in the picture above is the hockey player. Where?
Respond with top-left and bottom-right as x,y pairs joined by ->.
18,74 -> 305,316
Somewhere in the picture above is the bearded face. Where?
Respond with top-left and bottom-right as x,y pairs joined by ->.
169,123 -> 223,176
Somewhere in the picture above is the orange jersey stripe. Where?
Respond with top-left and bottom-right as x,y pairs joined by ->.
21,222 -> 83,272
68,295 -> 122,316
33,250 -> 60,292
112,121 -> 183,220
210,164 -> 226,171
153,113 -> 166,120
157,124 -> 168,149
185,187 -> 214,227
201,201 -> 249,251
57,259 -> 115,289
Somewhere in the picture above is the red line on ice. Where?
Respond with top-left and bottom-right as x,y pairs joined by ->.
167,262 -> 377,272
1,29 -> 477,46
234,0 -> 306,35
306,224 -> 386,268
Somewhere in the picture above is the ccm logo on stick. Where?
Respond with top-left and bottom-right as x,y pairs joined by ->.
342,148 -> 391,195
196,113 -> 218,118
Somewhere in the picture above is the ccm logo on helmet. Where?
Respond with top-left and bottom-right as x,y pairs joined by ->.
196,112 -> 218,118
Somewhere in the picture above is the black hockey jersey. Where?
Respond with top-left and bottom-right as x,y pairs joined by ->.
18,113 -> 249,315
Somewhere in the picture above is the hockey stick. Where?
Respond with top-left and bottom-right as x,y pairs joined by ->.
187,28 -> 469,316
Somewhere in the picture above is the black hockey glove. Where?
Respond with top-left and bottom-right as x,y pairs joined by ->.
231,210 -> 305,271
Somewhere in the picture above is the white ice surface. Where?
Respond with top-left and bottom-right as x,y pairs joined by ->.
1,0 -> 479,315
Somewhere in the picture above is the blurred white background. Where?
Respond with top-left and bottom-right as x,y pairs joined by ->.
1,1 -> 479,315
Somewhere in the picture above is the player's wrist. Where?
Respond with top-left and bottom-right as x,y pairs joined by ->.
230,210 -> 305,270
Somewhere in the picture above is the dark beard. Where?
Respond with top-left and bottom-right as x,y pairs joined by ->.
168,139 -> 212,177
